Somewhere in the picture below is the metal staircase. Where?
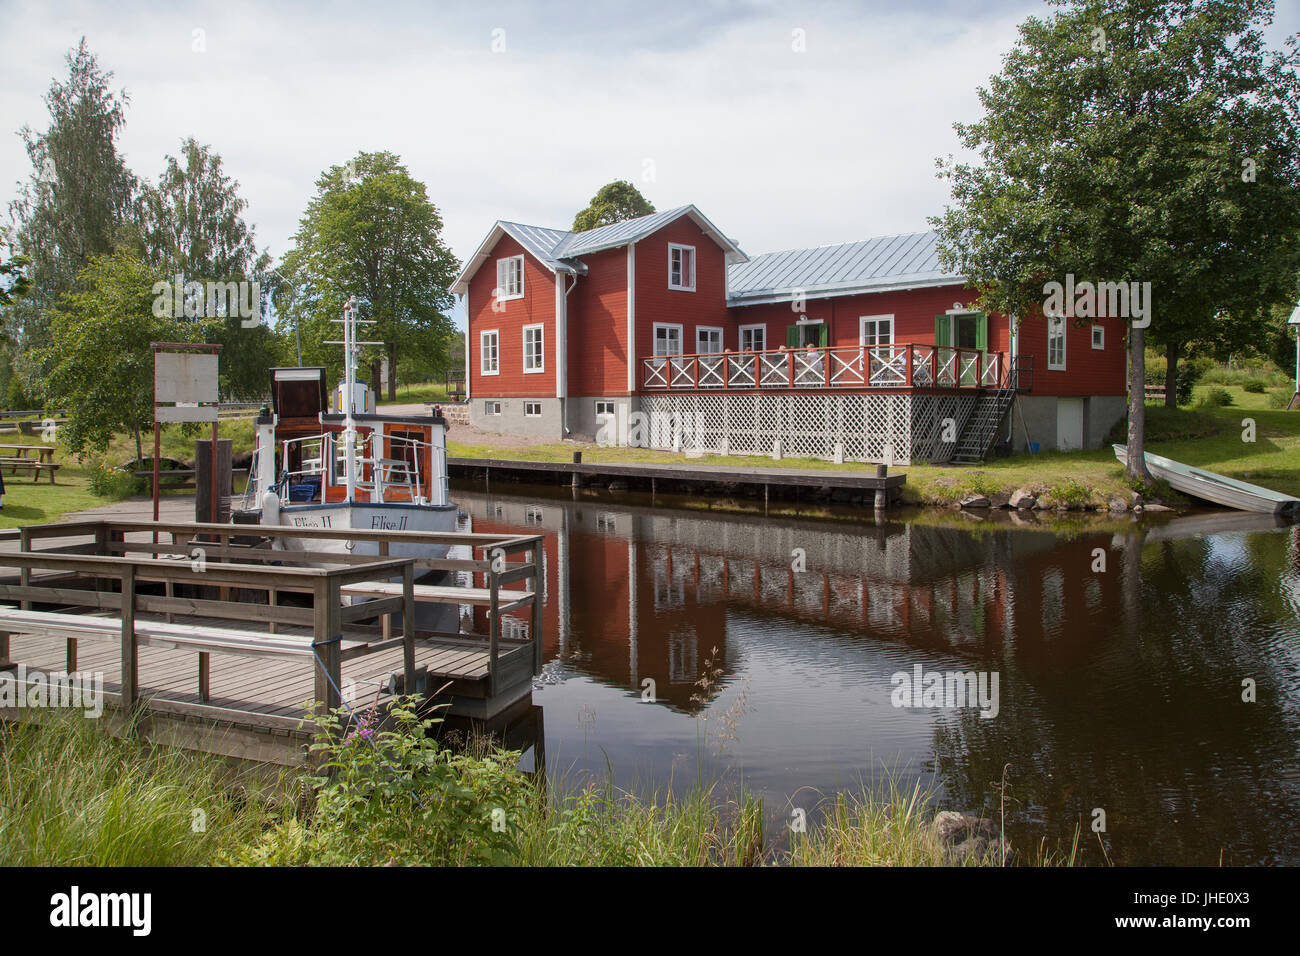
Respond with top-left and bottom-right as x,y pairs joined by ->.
950,358 -> 1025,464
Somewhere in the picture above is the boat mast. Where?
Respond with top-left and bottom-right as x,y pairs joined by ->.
343,295 -> 358,503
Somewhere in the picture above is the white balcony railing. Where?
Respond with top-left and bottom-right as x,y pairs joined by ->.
641,344 -> 1004,392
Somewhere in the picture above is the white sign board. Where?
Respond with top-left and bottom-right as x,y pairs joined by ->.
156,404 -> 218,423
155,352 -> 219,404
1288,303 -> 1300,325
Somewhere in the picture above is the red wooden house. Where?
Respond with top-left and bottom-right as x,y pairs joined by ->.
450,205 -> 1128,464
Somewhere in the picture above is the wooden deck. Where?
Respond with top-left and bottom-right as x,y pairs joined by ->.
0,518 -> 547,764
449,456 -> 906,506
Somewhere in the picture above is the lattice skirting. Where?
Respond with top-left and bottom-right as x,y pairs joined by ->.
638,393 -> 978,465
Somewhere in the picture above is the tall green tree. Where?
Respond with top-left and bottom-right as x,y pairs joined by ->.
137,138 -> 276,400
932,0 -> 1300,478
139,137 -> 269,280
571,180 -> 656,232
278,152 -> 460,400
40,253 -> 197,462
8,38 -> 136,390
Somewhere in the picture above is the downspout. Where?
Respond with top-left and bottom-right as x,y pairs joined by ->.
555,271 -> 567,435
462,291 -> 470,405
627,243 -> 636,395
557,272 -> 578,436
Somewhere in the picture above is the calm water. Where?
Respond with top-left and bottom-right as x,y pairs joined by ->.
454,486 -> 1300,866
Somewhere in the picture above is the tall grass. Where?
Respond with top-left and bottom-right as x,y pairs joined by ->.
0,712 -> 277,866
3,706 -> 1072,866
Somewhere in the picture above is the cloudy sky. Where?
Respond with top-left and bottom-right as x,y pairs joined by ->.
2,0 -> 1297,328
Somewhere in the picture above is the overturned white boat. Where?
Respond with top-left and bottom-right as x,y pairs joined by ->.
1113,444 -> 1300,515
237,298 -> 457,555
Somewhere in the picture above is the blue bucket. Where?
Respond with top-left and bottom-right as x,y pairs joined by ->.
1027,442 -> 1040,454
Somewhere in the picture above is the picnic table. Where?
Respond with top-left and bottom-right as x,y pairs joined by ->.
0,444 -> 60,483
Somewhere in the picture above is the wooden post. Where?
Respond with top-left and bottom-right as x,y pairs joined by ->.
904,344 -> 914,388
487,556 -> 500,698
312,577 -> 342,715
402,562 -> 416,693
120,565 -> 138,712
198,652 -> 210,702
380,538 -> 392,643
875,464 -> 888,510
0,631 -> 13,672
18,527 -> 30,611
530,542 -> 543,676
572,451 -> 581,492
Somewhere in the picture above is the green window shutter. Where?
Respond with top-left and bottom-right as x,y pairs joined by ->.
934,315 -> 951,347
818,323 -> 829,347
786,325 -> 801,348
975,313 -> 988,351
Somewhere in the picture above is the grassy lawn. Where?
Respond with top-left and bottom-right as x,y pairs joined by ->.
0,466 -> 105,528
449,403 -> 1300,507
382,382 -> 458,405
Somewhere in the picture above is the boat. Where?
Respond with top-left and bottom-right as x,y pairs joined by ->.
236,297 -> 457,556
1112,444 -> 1300,515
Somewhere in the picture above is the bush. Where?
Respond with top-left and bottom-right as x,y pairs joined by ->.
1198,387 -> 1234,408
88,464 -> 146,500
1267,390 -> 1292,409
1175,357 -> 1213,405
235,698 -> 532,866
1242,379 -> 1268,394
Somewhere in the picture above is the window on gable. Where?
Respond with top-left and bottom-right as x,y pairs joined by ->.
480,330 -> 499,375
496,255 -> 523,301
523,324 -> 544,373
668,244 -> 696,291
1048,316 -> 1067,370
1091,325 -> 1104,350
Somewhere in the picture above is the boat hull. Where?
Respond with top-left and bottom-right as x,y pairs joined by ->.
1113,444 -> 1299,515
266,501 -> 459,558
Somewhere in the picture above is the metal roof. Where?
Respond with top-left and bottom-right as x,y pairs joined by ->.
497,221 -> 580,275
451,205 -> 747,295
726,231 -> 963,306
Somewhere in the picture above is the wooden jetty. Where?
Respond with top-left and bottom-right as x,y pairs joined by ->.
449,456 -> 906,508
0,518 -> 545,765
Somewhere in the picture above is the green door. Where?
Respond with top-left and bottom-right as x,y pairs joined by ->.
934,315 -> 951,347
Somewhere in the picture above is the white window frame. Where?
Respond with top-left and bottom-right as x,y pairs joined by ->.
522,323 -> 545,374
696,326 -> 724,354
594,400 -> 615,416
496,255 -> 524,302
859,314 -> 895,347
484,400 -> 502,416
739,324 -> 766,352
668,243 -> 696,291
523,401 -> 542,417
1091,325 -> 1104,350
480,329 -> 500,376
653,322 -> 683,356
1047,315 -> 1067,370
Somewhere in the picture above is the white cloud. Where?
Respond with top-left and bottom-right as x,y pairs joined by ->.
3,0 -> 1297,332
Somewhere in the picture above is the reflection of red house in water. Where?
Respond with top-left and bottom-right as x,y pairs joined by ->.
461,492 -> 1132,710
452,206 -> 1130,464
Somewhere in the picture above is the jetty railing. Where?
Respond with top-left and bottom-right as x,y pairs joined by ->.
0,519 -> 545,729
